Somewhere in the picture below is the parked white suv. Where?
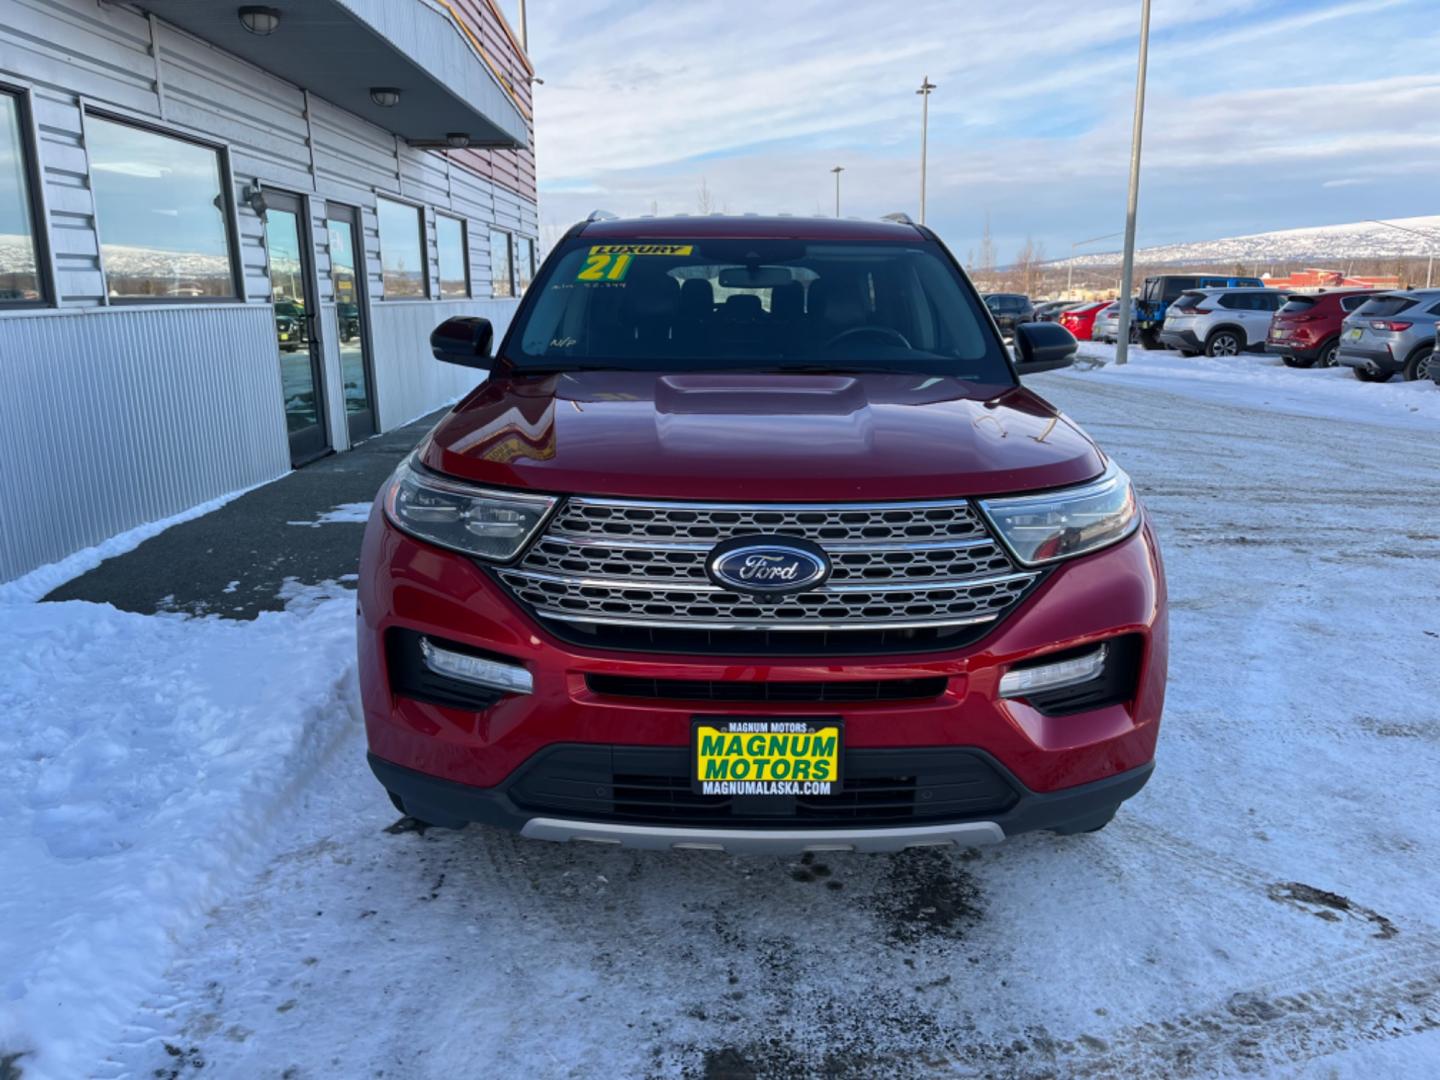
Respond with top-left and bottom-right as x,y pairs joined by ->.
1159,287 -> 1286,357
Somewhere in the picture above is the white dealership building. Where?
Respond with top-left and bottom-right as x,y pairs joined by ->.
0,0 -> 539,582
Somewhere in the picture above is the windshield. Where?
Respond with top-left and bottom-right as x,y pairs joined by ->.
507,238 -> 1011,381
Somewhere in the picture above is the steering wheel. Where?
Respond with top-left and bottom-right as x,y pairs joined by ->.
823,325 -> 913,350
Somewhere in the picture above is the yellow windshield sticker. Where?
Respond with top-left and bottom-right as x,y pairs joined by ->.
577,252 -> 633,281
589,244 -> 693,256
576,244 -> 693,283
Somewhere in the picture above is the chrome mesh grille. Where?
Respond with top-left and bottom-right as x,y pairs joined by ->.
518,536 -> 1017,585
549,499 -> 990,544
497,497 -> 1038,633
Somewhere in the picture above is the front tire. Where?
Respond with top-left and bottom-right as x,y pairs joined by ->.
1138,327 -> 1162,351
1352,366 -> 1390,383
1403,345 -> 1434,382
1282,354 -> 1313,368
1204,329 -> 1242,358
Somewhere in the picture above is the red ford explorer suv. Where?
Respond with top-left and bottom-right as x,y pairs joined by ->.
359,214 -> 1167,854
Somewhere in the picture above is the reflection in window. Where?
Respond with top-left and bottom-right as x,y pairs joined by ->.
490,228 -> 513,299
86,114 -> 235,299
377,197 -> 427,299
517,236 -> 536,295
0,93 -> 42,304
437,215 -> 469,299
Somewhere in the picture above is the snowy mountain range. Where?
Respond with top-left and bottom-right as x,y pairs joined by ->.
1052,215 -> 1440,269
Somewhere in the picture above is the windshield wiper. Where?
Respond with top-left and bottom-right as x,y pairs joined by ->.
509,362 -> 636,375
765,364 -> 899,374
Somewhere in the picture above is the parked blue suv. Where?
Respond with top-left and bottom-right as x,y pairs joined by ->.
1135,274 -> 1264,350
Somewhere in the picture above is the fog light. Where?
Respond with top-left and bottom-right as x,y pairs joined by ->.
419,638 -> 533,695
1000,645 -> 1107,699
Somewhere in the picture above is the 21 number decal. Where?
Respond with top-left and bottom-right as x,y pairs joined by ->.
576,253 -> 634,282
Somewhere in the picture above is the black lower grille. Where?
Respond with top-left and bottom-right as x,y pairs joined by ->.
533,615 -> 1006,656
585,674 -> 948,704
508,745 -> 1020,826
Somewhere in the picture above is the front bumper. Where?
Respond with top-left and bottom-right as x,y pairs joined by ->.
370,751 -> 1153,851
358,506 -> 1168,844
1159,329 -> 1200,352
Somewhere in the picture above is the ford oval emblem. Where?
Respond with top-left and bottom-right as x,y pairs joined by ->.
707,535 -> 831,596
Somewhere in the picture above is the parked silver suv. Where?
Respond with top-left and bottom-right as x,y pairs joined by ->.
1159,287 -> 1286,357
1335,289 -> 1440,382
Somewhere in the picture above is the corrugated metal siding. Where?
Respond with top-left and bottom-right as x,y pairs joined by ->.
0,306 -> 290,582
369,299 -> 516,430
448,0 -> 535,199
0,0 -> 539,582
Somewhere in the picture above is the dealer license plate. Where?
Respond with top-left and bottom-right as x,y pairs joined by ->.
1348,327 -> 1364,340
692,718 -> 842,796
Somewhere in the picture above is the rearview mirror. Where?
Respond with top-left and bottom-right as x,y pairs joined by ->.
717,266 -> 793,289
1011,321 -> 1077,375
431,316 -> 493,369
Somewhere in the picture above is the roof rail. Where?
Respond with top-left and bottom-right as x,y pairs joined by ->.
881,212 -> 915,225
585,209 -> 618,222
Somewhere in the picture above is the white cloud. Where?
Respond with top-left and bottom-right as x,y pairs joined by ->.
526,0 -> 1437,258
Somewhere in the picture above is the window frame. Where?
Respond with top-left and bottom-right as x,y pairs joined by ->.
374,193 -> 431,301
82,106 -> 244,306
489,227 -> 515,299
434,211 -> 471,300
0,81 -> 55,310
517,235 -> 536,295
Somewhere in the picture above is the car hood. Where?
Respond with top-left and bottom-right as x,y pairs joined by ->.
421,371 -> 1104,501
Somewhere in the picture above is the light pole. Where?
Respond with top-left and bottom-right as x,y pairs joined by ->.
917,76 -> 936,225
1114,0 -> 1151,366
1368,219 -> 1439,287
831,165 -> 844,217
1068,231 -> 1123,297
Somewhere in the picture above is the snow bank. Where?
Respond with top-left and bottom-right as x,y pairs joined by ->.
0,590 -> 358,1080
1056,342 -> 1440,431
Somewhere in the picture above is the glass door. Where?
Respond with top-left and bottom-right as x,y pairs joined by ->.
326,204 -> 377,443
264,191 -> 329,465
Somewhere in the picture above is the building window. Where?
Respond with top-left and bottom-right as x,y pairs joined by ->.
490,228 -> 514,298
436,214 -> 469,299
85,114 -> 236,300
517,236 -> 536,295
0,91 -> 44,305
376,196 -> 427,299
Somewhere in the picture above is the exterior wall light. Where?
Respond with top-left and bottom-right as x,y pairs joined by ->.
370,87 -> 402,108
238,6 -> 282,35
242,181 -> 269,220
446,133 -> 470,148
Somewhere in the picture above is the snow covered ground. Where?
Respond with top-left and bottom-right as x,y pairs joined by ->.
3,359 -> 1439,1079
1062,341 -> 1440,432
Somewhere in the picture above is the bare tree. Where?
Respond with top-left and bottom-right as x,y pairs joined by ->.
696,177 -> 717,216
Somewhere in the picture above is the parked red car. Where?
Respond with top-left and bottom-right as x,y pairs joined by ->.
1059,300 -> 1110,342
1266,290 -> 1381,368
360,215 -> 1167,853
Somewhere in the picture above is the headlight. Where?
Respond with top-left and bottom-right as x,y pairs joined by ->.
383,456 -> 556,562
979,462 -> 1139,566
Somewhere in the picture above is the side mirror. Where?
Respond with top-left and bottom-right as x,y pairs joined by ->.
1012,321 -> 1077,375
430,316 -> 493,369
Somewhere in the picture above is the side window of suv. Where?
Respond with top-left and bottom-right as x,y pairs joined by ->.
1218,293 -> 1243,310
1260,293 -> 1283,311
1341,295 -> 1369,312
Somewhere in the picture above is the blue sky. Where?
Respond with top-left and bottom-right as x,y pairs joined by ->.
511,0 -> 1440,263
